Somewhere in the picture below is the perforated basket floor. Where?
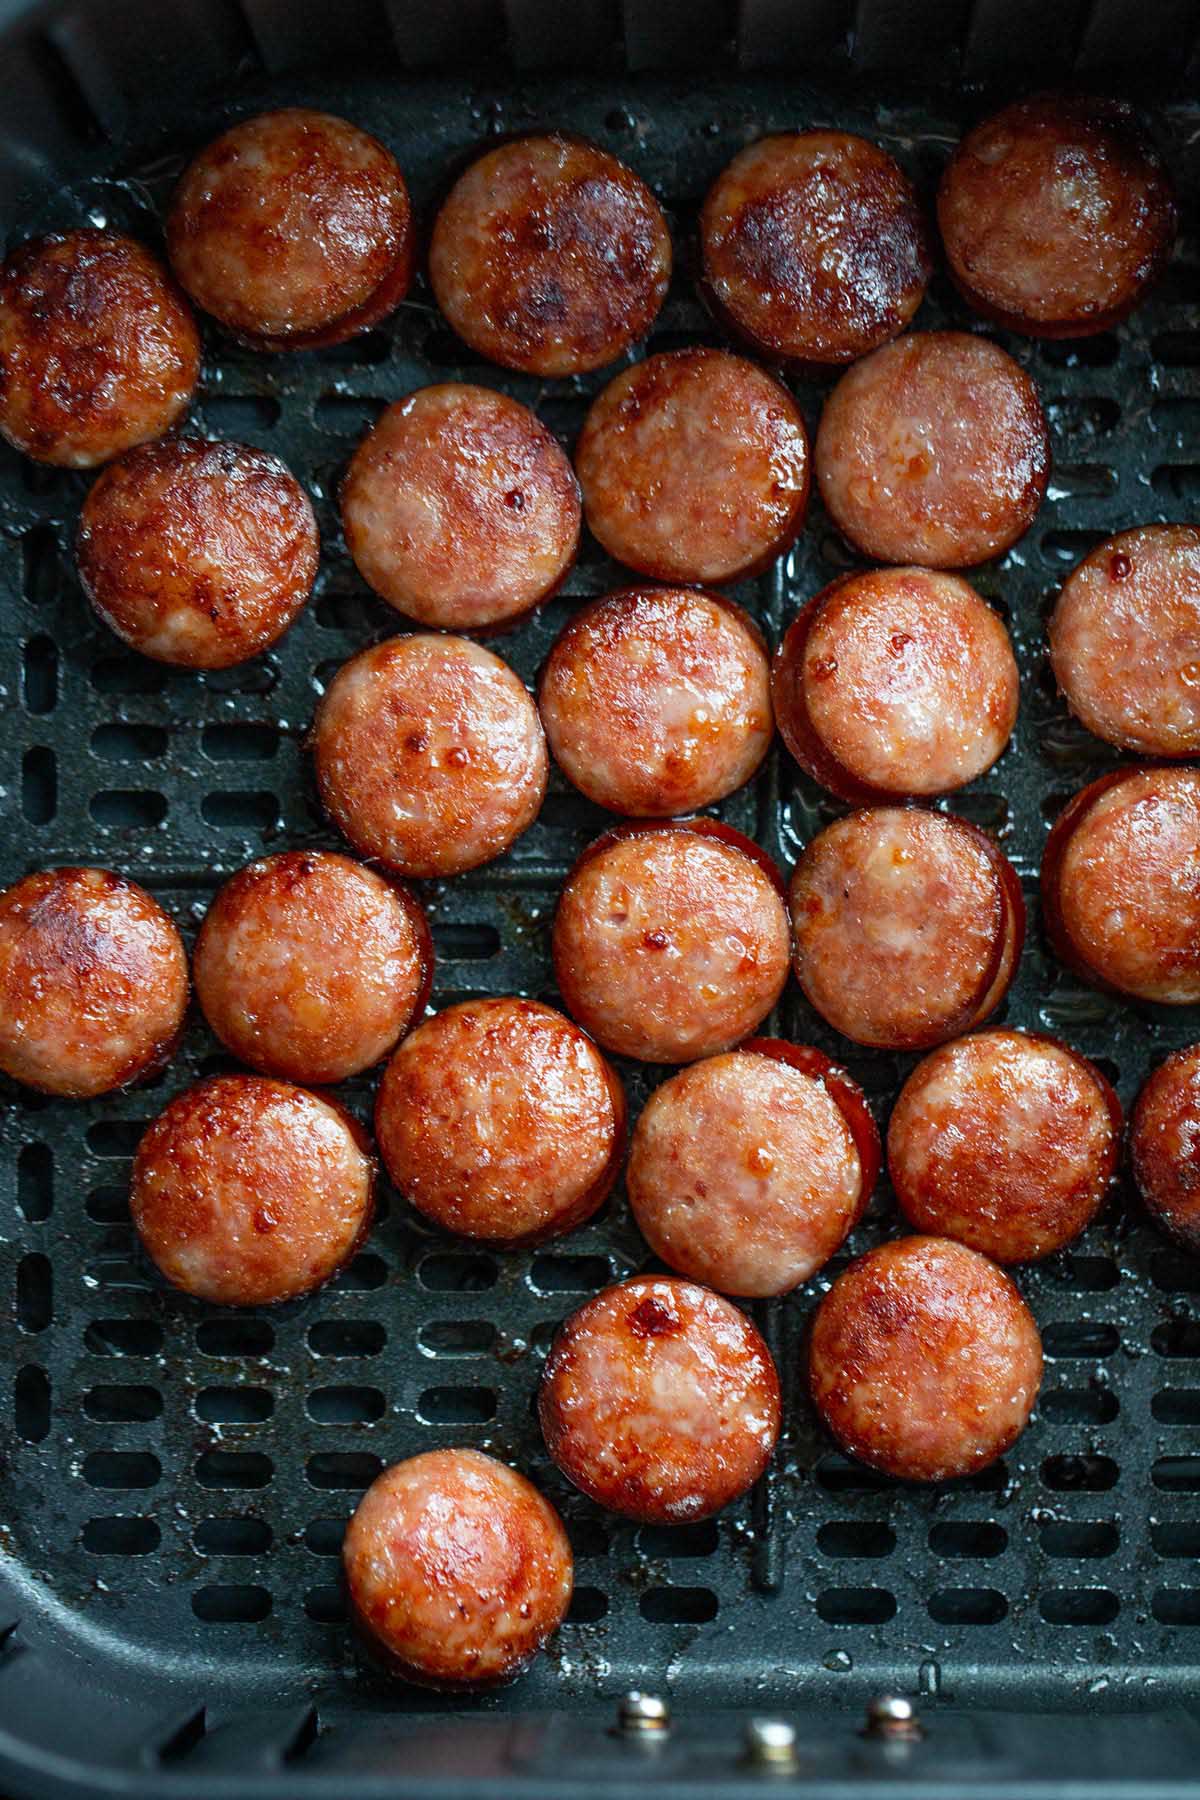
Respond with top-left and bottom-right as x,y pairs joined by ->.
2,64 -> 1200,1751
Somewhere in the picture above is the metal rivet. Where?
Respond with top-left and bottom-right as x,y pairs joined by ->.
742,1718 -> 798,1770
617,1691 -> 671,1736
863,1694 -> 923,1741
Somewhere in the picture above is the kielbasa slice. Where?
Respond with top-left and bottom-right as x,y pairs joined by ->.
575,347 -> 809,585
539,1276 -> 781,1522
888,1029 -> 1121,1263
700,130 -> 932,364
539,586 -> 772,816
429,133 -> 671,377
1131,1047 -> 1200,1253
375,997 -> 625,1247
773,566 -> 1018,801
815,331 -> 1050,568
809,1235 -> 1043,1483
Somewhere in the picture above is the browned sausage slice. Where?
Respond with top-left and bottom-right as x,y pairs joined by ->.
773,566 -> 1018,801
341,384 -> 580,631
375,997 -> 625,1246
1048,525 -> 1200,757
1042,767 -> 1200,1003
790,807 -> 1024,1050
575,348 -> 809,585
628,1039 -> 879,1296
167,108 -> 412,349
429,133 -> 671,377
131,1074 -> 374,1306
312,634 -> 548,878
938,94 -> 1176,338
553,820 -> 790,1064
194,851 -> 431,1084
343,1449 -> 572,1688
0,229 -> 199,467
539,586 -> 772,816
539,1276 -> 781,1522
77,438 -> 318,668
815,331 -> 1050,568
809,1236 -> 1043,1482
0,867 -> 187,1098
700,131 -> 932,364
1131,1047 -> 1200,1253
888,1029 -> 1121,1263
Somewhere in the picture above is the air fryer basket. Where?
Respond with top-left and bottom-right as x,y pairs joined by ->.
1,2 -> 1199,1796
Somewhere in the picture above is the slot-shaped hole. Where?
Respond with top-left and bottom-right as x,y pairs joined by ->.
1151,1522 -> 1200,1558
203,660 -> 278,697
1152,1589 -> 1200,1626
308,1319 -> 386,1358
22,747 -> 56,824
1042,1454 -> 1118,1492
84,1451 -> 160,1489
817,1521 -> 897,1560
815,1587 -> 896,1625
192,1585 -> 272,1623
314,393 -> 387,433
1044,1320 -> 1119,1359
1150,1253 -> 1200,1295
89,789 -> 166,827
567,1586 -> 608,1623
1049,463 -> 1117,498
417,1386 -> 496,1424
927,1588 -> 1007,1625
928,1522 -> 1007,1559
85,1318 -> 163,1357
430,922 -> 502,960
1039,1520 -> 1118,1558
201,790 -> 279,829
529,1253 -> 611,1294
304,1585 -> 345,1623
17,1144 -> 52,1222
86,1119 -> 144,1157
1151,464 -> 1200,503
195,1386 -> 274,1424
417,1319 -> 495,1357
1041,333 -> 1119,367
307,1385 -> 385,1424
21,524 -> 62,608
304,1517 -> 346,1557
1152,1389 -> 1200,1425
195,1450 -> 273,1490
1040,529 -> 1111,566
1056,1255 -> 1118,1293
638,1520 -> 719,1558
1153,1456 -> 1200,1491
201,395 -> 281,432
82,1515 -> 160,1555
417,1252 -> 498,1292
201,723 -> 280,761
331,1253 -> 387,1292
306,1452 -> 382,1490
196,1318 -> 274,1357
320,329 -> 390,366
15,1365 -> 50,1442
85,1184 -> 128,1223
22,635 -> 57,714
91,656 -> 167,695
91,723 -> 168,762
193,1517 -> 273,1556
814,1455 -> 894,1494
17,1254 -> 51,1332
1153,331 -> 1200,368
1040,1387 -> 1118,1424
84,1384 -> 162,1423
639,1587 -> 718,1624
1046,395 -> 1120,437
1038,1588 -> 1119,1625
86,1256 -> 149,1291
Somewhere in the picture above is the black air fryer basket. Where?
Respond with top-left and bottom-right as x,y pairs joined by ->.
1,1 -> 1200,1795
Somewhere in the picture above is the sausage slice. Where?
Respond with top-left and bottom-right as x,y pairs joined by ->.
809,1236 -> 1043,1482
1131,1047 -> 1200,1253
815,331 -> 1050,568
0,867 -> 187,1098
700,131 -> 932,364
312,634 -> 548,878
790,807 -> 1024,1050
167,108 -> 412,349
344,1450 -> 572,1688
1042,767 -> 1200,1003
553,820 -> 790,1064
0,229 -> 199,467
375,997 -> 625,1246
539,586 -> 772,816
888,1029 -> 1121,1263
773,566 -> 1018,801
341,384 -> 580,631
539,1276 -> 781,1521
575,347 -> 809,585
429,133 -> 671,376
628,1040 -> 879,1296
938,94 -> 1176,338
1048,525 -> 1200,757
